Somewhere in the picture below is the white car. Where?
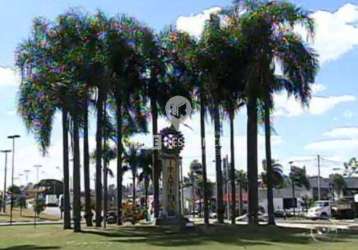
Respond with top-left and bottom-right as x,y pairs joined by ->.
306,200 -> 331,220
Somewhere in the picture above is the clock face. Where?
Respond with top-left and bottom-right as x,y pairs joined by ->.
160,127 -> 184,154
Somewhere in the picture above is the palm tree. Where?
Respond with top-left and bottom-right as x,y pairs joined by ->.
82,11 -> 110,227
61,109 -> 71,229
330,174 -> 346,200
262,159 -> 284,223
235,170 -> 248,216
71,102 -> 82,232
102,139 -> 116,228
226,0 -> 318,225
140,30 -> 165,219
90,118 -> 116,229
15,16 -> 84,230
105,15 -> 148,224
124,143 -> 144,222
138,150 -> 153,210
289,166 -> 310,215
196,15 -> 231,224
83,94 -> 92,226
221,67 -> 246,225
344,158 -> 358,177
197,14 -> 247,223
195,176 -> 214,217
261,160 -> 285,189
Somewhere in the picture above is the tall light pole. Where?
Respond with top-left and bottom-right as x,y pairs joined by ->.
8,134 -> 20,225
1,149 -> 11,213
24,170 -> 31,184
33,165 -> 43,183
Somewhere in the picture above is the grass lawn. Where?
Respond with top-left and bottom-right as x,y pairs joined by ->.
0,207 -> 59,223
0,224 -> 358,250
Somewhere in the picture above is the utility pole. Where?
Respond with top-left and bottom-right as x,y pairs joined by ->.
1,150 -> 11,213
8,134 -> 20,225
317,155 -> 321,201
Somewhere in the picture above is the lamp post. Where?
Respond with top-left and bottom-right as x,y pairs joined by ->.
1,149 -> 11,213
33,165 -> 43,183
24,170 -> 31,184
8,134 -> 20,225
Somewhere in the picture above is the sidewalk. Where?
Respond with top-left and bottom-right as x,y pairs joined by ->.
0,220 -> 63,226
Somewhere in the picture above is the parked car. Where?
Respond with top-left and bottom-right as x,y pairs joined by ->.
45,194 -> 59,207
306,200 -> 331,220
236,212 -> 268,222
209,212 -> 217,219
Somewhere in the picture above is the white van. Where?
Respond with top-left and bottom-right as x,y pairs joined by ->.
306,200 -> 331,219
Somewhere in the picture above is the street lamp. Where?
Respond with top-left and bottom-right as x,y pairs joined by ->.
7,134 -> 20,225
17,174 -> 24,186
23,170 -> 31,184
1,149 -> 11,213
33,165 -> 43,183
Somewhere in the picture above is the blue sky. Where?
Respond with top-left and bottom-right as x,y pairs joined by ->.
1,0 -> 358,187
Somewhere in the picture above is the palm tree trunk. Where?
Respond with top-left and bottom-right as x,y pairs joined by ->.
95,89 -> 104,227
103,101 -> 108,229
200,92 -> 209,225
116,97 -> 123,225
229,113 -> 236,224
264,96 -> 275,225
132,172 -> 136,223
72,114 -> 81,232
239,184 -> 243,216
83,101 -> 92,227
150,96 -> 160,218
145,179 -> 149,208
214,104 -> 224,223
62,110 -> 71,229
247,95 -> 259,225
103,164 -> 108,229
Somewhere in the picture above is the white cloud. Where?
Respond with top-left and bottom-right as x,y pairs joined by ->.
176,7 -> 221,37
303,126 -> 358,176
311,83 -> 326,94
177,4 -> 358,65
323,126 -> 358,138
305,138 -> 358,152
309,95 -> 356,114
303,138 -> 356,176
0,67 -> 20,87
310,4 -> 358,64
343,110 -> 354,119
273,93 -> 356,117
6,110 -> 16,116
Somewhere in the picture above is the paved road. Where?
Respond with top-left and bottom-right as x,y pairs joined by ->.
190,217 -> 358,230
